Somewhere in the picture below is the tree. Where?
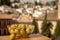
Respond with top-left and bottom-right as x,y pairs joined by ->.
41,11 -> 52,38
34,1 -> 43,7
0,0 -> 1,5
32,19 -> 39,34
50,1 -> 56,6
39,2 -> 43,7
1,0 -> 3,5
18,0 -> 20,3
46,22 -> 53,38
35,1 -> 38,5
45,2 -> 50,6
53,20 -> 60,40
41,11 -> 47,35
14,0 -> 17,3
0,0 -> 11,6
6,0 -> 11,6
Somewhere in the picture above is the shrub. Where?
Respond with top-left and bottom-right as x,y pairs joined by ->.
32,19 -> 39,34
53,20 -> 60,40
41,12 -> 52,38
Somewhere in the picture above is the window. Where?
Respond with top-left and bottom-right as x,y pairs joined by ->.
0,30 -> 1,36
4,29 -> 6,35
0,20 -> 1,26
8,20 -> 11,25
3,20 -> 6,27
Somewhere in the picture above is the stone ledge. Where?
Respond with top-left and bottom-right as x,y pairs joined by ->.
0,36 -> 51,40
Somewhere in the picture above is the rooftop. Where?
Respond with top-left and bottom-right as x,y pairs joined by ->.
0,13 -> 17,19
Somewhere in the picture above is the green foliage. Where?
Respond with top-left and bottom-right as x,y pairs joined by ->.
41,11 -> 47,35
0,0 -> 20,6
32,19 -> 39,34
13,0 -> 20,3
35,1 -> 38,5
50,1 -> 56,6
41,12 -> 52,38
6,0 -> 11,6
45,2 -> 50,6
0,0 -> 1,5
0,0 -> 10,6
34,1 -> 43,7
53,20 -> 60,40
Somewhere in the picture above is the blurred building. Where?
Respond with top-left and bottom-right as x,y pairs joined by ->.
0,0 -> 58,36
0,13 -> 16,36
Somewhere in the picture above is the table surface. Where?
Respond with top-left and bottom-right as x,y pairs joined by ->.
0,36 -> 51,40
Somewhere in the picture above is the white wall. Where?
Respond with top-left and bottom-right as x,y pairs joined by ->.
50,21 -> 57,34
37,21 -> 43,33
58,0 -> 60,20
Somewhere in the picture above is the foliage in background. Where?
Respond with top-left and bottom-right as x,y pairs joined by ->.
0,0 -> 20,6
35,1 -> 38,5
52,20 -> 60,40
32,19 -> 39,34
34,1 -> 43,7
0,0 -> 10,6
